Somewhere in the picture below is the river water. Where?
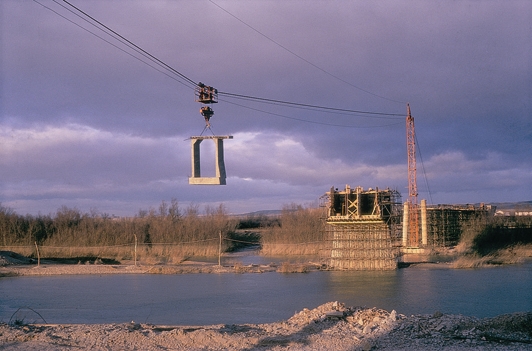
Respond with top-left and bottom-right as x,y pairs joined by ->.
1,262 -> 531,325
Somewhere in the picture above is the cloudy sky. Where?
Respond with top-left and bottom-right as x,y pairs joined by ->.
1,1 -> 531,216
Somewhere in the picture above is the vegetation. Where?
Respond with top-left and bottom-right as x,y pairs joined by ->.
0,200 -> 238,264
259,203 -> 326,256
0,201 -> 327,264
276,261 -> 311,273
452,216 -> 532,268
8,198 -> 529,269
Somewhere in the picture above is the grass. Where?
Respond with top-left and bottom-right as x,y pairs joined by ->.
0,202 -> 239,264
451,216 -> 532,268
451,254 -> 520,268
276,262 -> 311,273
259,204 -> 326,256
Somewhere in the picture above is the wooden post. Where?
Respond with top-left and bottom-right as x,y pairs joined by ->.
134,234 -> 138,266
34,241 -> 40,267
218,230 -> 222,266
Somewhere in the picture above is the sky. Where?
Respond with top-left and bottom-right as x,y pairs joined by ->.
1,0 -> 531,217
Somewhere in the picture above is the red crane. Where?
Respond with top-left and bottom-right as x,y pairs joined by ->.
406,103 -> 419,247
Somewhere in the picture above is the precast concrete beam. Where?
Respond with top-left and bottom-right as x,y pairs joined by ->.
188,135 -> 232,185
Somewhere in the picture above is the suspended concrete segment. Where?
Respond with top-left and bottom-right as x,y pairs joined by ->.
188,136 -> 233,185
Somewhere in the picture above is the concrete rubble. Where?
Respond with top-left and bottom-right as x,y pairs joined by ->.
1,301 -> 530,350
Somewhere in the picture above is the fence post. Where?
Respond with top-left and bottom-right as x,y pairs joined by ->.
134,234 -> 138,266
218,230 -> 222,266
34,241 -> 40,267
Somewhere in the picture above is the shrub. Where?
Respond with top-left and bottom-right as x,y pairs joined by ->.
260,204 -> 326,256
0,201 -> 238,263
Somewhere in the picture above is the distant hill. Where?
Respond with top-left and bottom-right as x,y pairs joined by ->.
488,201 -> 532,210
233,201 -> 532,217
232,210 -> 282,218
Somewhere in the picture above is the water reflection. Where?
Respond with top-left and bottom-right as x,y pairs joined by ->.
326,270 -> 400,311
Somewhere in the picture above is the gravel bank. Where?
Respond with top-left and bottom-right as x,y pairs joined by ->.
1,302 -> 531,350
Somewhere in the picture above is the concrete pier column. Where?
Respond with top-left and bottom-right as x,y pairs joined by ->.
402,202 -> 409,247
191,139 -> 202,178
421,199 -> 428,246
214,138 -> 227,182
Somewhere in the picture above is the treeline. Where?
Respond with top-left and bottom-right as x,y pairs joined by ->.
0,200 -> 238,263
0,201 -> 328,262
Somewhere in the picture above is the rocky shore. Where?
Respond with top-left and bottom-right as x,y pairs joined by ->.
1,302 -> 531,350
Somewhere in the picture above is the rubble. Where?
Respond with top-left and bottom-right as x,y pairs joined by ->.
1,302 -> 530,350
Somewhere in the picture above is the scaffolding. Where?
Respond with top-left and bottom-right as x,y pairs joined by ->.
325,186 -> 402,270
424,204 -> 492,247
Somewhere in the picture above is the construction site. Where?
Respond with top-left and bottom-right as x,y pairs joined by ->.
323,105 -> 495,270
323,187 -> 493,270
185,86 -> 501,271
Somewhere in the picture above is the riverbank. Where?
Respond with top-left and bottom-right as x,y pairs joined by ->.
2,250 -> 532,277
0,250 -> 325,276
1,301 -> 531,350
0,262 -> 282,276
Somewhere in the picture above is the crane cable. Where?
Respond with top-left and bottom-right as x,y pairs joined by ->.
218,92 -> 403,118
220,98 -> 403,128
61,0 -> 196,87
208,0 -> 405,105
35,0 -> 404,124
34,0 -> 194,91
416,134 -> 434,205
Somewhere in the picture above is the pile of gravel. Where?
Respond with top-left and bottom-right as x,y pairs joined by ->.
1,302 -> 530,350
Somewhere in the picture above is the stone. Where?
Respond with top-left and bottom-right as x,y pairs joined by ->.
389,310 -> 397,321
433,311 -> 443,318
325,311 -> 344,319
363,325 -> 372,334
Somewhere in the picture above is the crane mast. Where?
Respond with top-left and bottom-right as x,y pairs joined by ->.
406,103 -> 419,247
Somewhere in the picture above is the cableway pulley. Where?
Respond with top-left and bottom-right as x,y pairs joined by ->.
195,82 -> 218,104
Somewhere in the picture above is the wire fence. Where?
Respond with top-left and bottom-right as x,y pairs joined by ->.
0,237 -> 329,264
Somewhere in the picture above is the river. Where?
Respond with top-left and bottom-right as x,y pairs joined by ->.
1,262 -> 531,325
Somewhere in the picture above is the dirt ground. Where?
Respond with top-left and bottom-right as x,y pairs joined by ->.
1,302 -> 531,351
